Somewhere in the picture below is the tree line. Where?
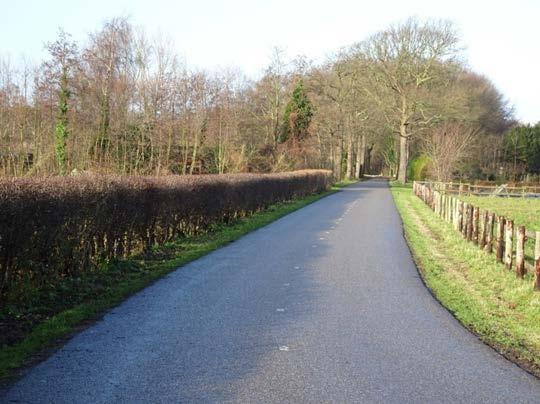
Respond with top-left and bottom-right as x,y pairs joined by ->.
1,17 -> 530,182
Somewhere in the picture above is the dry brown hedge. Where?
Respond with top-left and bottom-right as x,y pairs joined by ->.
0,170 -> 331,298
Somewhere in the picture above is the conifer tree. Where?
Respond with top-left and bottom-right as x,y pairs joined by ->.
280,80 -> 313,144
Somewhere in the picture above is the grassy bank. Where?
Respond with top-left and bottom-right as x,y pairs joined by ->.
391,183 -> 540,377
0,180 -> 355,380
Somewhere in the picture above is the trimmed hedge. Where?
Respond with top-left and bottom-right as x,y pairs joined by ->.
0,170 -> 331,299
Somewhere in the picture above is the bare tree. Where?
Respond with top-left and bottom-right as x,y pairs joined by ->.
0,17 -> 513,179
357,18 -> 460,182
422,123 -> 477,181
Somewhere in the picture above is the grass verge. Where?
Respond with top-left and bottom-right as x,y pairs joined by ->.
391,183 -> 540,377
0,180 -> 356,381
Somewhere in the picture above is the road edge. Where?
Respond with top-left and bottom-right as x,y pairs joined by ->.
389,182 -> 540,380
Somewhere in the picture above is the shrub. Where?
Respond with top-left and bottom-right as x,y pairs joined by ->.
0,170 -> 331,300
407,155 -> 431,181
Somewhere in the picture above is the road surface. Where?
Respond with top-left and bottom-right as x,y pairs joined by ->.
3,179 -> 540,403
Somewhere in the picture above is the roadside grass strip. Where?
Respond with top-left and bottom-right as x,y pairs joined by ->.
391,184 -> 540,377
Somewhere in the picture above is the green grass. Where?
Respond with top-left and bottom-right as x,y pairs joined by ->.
460,195 -> 540,230
0,180 -> 356,380
391,184 -> 540,377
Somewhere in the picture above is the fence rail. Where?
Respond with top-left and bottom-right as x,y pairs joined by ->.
413,181 -> 540,291
414,181 -> 540,197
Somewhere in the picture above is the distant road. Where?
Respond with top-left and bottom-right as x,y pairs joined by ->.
3,179 -> 540,403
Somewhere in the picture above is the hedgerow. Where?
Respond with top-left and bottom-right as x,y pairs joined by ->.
0,170 -> 331,301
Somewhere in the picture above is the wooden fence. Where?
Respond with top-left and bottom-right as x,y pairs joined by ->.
417,181 -> 540,197
413,181 -> 540,291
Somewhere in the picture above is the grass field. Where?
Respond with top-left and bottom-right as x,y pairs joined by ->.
460,194 -> 540,263
460,195 -> 540,230
391,183 -> 540,377
0,180 -> 356,381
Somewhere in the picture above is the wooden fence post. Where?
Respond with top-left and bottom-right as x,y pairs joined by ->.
458,201 -> 464,233
441,193 -> 445,218
505,220 -> 514,270
479,211 -> 488,249
442,194 -> 446,219
516,225 -> 526,278
484,213 -> 495,253
454,199 -> 458,228
462,203 -> 469,238
472,207 -> 480,245
496,216 -> 505,263
446,195 -> 450,221
467,205 -> 474,241
534,231 -> 540,291
453,198 -> 459,229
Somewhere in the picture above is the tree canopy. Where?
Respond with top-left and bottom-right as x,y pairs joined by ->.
0,17 -> 518,181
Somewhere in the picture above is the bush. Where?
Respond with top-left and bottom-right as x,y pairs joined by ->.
0,170 -> 331,300
407,155 -> 431,181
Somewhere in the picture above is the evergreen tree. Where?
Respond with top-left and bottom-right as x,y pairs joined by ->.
504,123 -> 540,176
55,69 -> 70,174
45,30 -> 77,175
280,80 -> 313,144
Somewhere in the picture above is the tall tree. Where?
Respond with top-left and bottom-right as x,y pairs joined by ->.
44,30 -> 78,174
281,80 -> 313,144
357,18 -> 460,182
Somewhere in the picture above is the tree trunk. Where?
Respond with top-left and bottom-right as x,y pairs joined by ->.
345,134 -> 353,180
365,144 -> 373,174
355,134 -> 366,179
190,134 -> 199,175
181,128 -> 189,175
334,143 -> 342,181
397,126 -> 408,183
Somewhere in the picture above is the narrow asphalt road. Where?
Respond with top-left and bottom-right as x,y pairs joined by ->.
3,179 -> 540,403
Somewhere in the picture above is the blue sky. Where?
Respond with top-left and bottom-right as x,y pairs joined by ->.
1,0 -> 539,123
